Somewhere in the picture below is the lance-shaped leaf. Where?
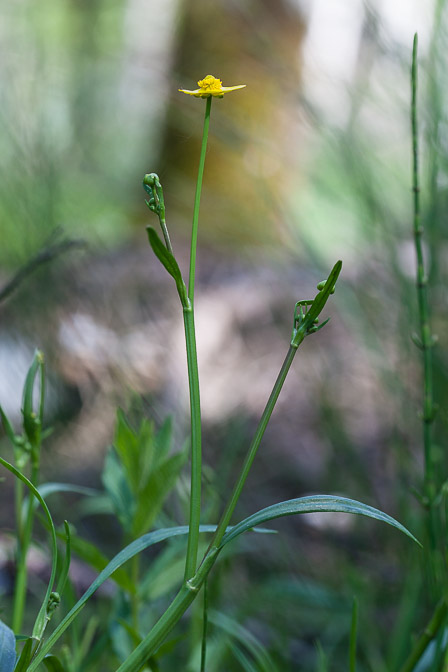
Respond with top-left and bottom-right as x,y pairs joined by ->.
305,261 -> 342,326
292,261 -> 342,347
22,350 -> 45,447
0,406 -> 16,444
14,637 -> 38,672
146,226 -> 188,307
219,495 -> 420,548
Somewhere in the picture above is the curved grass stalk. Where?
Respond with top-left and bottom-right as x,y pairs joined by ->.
411,35 -> 440,579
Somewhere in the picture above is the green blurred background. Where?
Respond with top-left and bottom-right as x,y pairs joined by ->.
1,1 -> 448,670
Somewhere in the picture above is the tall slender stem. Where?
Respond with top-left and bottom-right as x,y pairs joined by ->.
184,96 -> 212,580
200,580 -> 208,672
188,96 -> 212,303
183,307 -> 202,579
411,34 -> 437,548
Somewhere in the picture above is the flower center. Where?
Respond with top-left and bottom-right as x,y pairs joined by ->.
197,75 -> 223,92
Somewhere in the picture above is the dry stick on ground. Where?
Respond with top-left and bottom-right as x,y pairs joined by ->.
0,236 -> 86,305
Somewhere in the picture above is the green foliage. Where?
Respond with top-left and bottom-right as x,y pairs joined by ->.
103,410 -> 187,538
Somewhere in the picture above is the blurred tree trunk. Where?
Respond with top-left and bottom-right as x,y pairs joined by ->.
161,0 -> 306,249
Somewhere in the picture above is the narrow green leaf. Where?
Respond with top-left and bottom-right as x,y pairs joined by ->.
26,482 -> 100,514
220,495 -> 420,547
74,494 -> 114,518
135,419 -> 156,490
77,615 -> 100,664
113,409 -> 145,493
61,531 -> 135,594
232,647 -> 259,672
14,637 -> 37,672
315,641 -> 329,672
22,350 -> 44,446
260,576 -> 350,613
146,226 -> 188,306
0,406 -> 16,444
42,655 -> 67,672
0,620 -> 16,672
116,619 -> 142,648
56,521 -> 71,596
0,457 -> 58,642
209,610 -> 279,672
38,483 -> 101,499
305,261 -> 342,327
102,447 -> 135,529
154,416 -> 173,465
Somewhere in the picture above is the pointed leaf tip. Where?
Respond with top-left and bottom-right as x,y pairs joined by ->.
220,495 -> 420,548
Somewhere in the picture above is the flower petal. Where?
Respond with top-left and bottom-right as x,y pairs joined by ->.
179,77 -> 246,98
220,85 -> 246,93
178,88 -> 202,96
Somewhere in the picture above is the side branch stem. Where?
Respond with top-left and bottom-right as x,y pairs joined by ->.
210,343 -> 301,551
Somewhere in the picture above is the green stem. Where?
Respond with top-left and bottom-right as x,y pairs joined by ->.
183,96 -> 212,581
210,342 -> 301,551
349,597 -> 358,672
116,583 -> 199,672
156,179 -> 173,255
12,461 -> 39,632
183,306 -> 202,580
411,34 -> 438,548
398,593 -> 448,672
116,548 -> 219,672
200,580 -> 208,672
188,96 -> 212,303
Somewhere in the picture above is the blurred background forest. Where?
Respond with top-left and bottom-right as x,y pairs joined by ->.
1,0 -> 448,670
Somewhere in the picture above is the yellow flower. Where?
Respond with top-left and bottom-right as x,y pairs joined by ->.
179,74 -> 246,98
